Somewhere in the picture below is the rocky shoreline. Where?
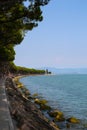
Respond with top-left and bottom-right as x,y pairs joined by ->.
5,76 -> 82,130
5,77 -> 59,130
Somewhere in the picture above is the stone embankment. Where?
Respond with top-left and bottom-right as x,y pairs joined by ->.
0,78 -> 14,130
5,77 -> 59,130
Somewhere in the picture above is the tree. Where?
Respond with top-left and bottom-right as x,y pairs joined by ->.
0,45 -> 15,61
0,0 -> 50,76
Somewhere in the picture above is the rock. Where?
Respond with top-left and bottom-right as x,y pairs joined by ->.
49,110 -> 65,122
17,83 -> 23,88
66,123 -> 70,128
21,124 -> 30,130
49,110 -> 63,117
34,99 -> 51,111
67,117 -> 80,123
5,77 -> 59,130
54,115 -> 65,122
34,99 -> 48,105
40,104 -> 51,110
21,122 -> 37,130
32,93 -> 38,97
50,121 -> 60,130
34,98 -> 40,104
83,123 -> 87,128
24,90 -> 30,96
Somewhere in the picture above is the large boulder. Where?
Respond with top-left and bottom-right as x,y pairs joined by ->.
48,110 -> 65,122
40,104 -> 51,110
67,117 -> 80,123
34,98 -> 51,111
34,99 -> 48,105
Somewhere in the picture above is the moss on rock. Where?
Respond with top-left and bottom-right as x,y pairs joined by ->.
49,110 -> 63,117
32,93 -> 38,97
48,110 -> 65,122
34,99 -> 48,105
40,104 -> 51,111
67,117 -> 80,123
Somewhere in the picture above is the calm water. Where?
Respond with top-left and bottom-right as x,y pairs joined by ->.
20,74 -> 87,129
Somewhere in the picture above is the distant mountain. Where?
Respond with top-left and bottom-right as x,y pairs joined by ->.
39,67 -> 87,74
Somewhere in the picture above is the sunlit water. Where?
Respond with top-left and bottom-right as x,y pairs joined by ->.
20,74 -> 87,129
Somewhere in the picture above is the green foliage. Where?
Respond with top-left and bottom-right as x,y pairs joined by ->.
9,62 -> 45,74
16,66 -> 46,74
0,0 -> 50,46
0,0 -> 50,77
0,45 -> 15,61
0,0 -> 50,63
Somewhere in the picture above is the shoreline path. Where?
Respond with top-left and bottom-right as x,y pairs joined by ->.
0,78 -> 14,130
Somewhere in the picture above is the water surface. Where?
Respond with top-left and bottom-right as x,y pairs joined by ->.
20,74 -> 87,129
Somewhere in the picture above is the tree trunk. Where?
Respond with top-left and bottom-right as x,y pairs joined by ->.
0,61 -> 10,78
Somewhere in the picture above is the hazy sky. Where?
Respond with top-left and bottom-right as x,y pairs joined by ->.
14,0 -> 87,68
